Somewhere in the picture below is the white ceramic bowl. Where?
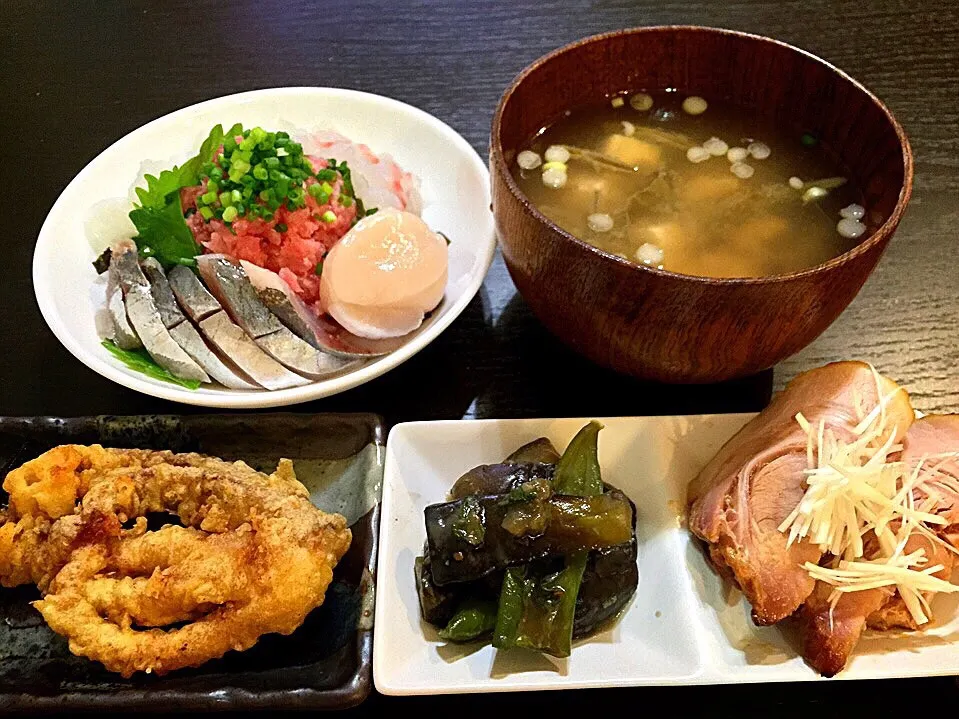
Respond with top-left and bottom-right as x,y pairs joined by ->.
33,87 -> 495,408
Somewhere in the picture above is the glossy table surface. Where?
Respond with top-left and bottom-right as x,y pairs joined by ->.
1,0 -> 958,714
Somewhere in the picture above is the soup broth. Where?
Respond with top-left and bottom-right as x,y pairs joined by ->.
512,92 -> 867,278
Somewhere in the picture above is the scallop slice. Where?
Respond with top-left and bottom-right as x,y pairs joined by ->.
319,208 -> 448,340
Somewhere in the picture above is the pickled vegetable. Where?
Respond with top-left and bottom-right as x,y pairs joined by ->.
417,424 -> 638,659
438,598 -> 498,642
504,438 -> 561,464
449,461 -> 554,500
415,554 -> 460,626
494,421 -> 605,656
425,489 -> 633,585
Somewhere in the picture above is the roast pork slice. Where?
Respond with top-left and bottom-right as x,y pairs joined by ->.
800,531 -> 953,675
902,415 -> 959,526
799,582 -> 889,677
866,536 -> 955,631
688,361 -> 915,625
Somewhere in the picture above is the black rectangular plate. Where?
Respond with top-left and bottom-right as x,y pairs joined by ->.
0,413 -> 383,712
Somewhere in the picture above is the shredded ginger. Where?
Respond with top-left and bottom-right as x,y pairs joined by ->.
777,365 -> 959,626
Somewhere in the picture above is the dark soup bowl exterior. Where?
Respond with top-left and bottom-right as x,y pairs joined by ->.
490,26 -> 912,383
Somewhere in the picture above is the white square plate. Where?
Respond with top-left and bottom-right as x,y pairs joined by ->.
374,416 -> 959,694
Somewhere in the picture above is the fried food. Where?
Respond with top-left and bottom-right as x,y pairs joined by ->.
0,445 -> 351,677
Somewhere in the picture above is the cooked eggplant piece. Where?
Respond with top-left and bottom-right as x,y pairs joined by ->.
574,538 -> 638,637
449,462 -> 554,500
504,437 -> 561,464
418,422 -> 639,655
418,541 -> 637,640
426,488 -> 633,586
493,421 -> 606,656
416,554 -> 461,627
416,552 -> 503,627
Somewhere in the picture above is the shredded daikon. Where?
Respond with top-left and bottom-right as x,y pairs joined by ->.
778,365 -> 959,626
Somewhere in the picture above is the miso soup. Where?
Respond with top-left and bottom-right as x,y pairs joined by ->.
512,91 -> 869,278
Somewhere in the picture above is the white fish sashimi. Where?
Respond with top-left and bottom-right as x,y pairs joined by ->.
302,129 -> 423,216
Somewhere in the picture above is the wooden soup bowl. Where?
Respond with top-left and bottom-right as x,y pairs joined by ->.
491,26 -> 912,383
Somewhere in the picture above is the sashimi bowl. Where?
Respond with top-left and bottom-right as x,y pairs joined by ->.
34,87 -> 495,408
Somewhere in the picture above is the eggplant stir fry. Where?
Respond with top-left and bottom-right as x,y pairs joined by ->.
416,422 -> 638,658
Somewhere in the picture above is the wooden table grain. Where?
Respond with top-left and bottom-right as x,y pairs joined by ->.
1,0 -> 958,714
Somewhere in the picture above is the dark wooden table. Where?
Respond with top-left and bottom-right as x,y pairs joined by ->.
2,0 -> 958,714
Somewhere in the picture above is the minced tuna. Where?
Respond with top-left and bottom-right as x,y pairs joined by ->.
185,159 -> 356,308
179,127 -> 420,316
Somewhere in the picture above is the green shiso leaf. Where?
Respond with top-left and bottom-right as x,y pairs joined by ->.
101,339 -> 201,390
128,123 -> 242,267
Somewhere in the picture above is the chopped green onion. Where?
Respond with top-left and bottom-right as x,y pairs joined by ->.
192,126 -> 320,223
316,168 -> 337,182
198,206 -> 214,221
320,210 -> 337,223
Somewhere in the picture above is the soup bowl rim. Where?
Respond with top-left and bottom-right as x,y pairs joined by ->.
490,24 -> 914,287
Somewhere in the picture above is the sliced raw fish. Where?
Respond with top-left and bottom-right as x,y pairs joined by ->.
167,265 -> 222,322
196,255 -> 283,337
241,260 -> 400,358
253,328 -> 354,379
303,129 -> 423,215
140,258 -> 186,330
111,239 -> 149,293
198,311 -> 310,390
110,243 -> 208,383
168,322 -> 259,390
140,258 -> 258,390
105,264 -> 141,350
123,284 -> 210,383
197,255 -> 353,378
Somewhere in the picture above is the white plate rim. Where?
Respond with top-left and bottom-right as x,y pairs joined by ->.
32,87 -> 495,409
